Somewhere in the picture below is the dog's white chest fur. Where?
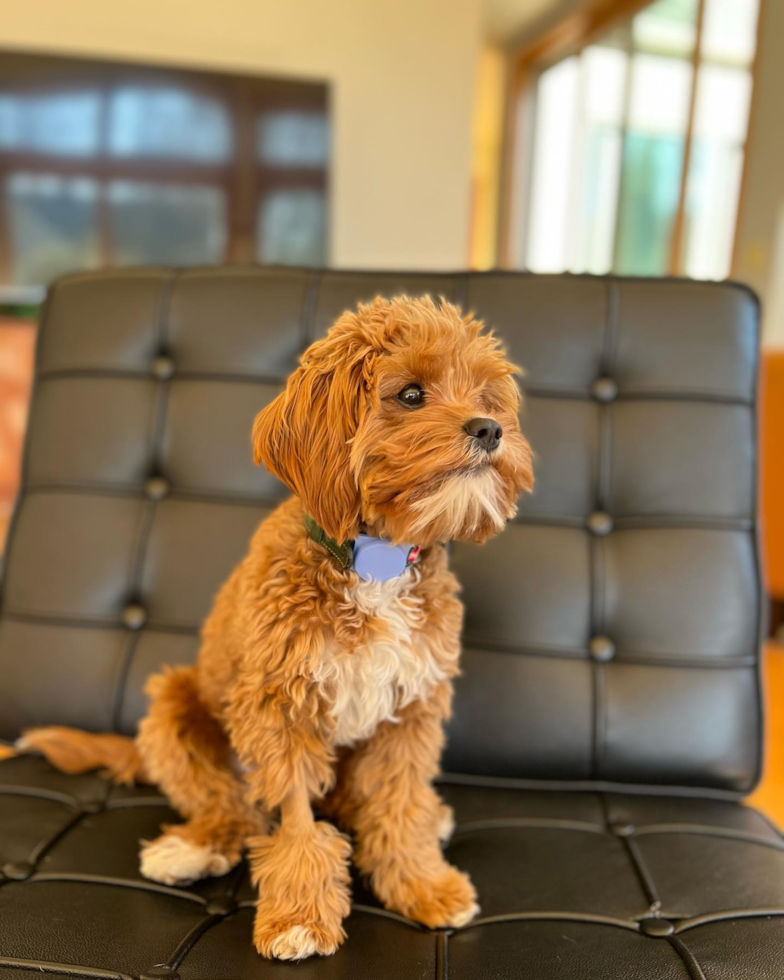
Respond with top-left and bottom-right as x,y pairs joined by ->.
314,573 -> 446,747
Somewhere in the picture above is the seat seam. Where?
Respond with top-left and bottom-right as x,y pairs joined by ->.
36,367 -> 291,384
675,907 -> 784,932
28,374 -> 755,406
449,818 -> 605,836
594,282 -> 616,781
435,930 -> 448,980
0,786 -> 83,807
622,835 -> 661,914
592,537 -> 607,778
3,611 -> 202,634
512,514 -> 754,529
109,271 -> 180,733
454,911 -> 640,932
436,772 -> 748,800
160,911 -> 227,974
599,794 -> 661,914
10,482 -> 756,530
0,955 -> 134,980
2,612 -> 762,669
667,934 -> 708,980
25,872 -> 208,905
109,631 -> 143,734
14,484 -> 282,508
25,808 -> 90,870
527,386 -> 753,404
631,824 -> 784,850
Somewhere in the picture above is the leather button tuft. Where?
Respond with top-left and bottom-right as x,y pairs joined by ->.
144,476 -> 171,501
592,377 -> 618,402
122,603 -> 148,630
2,860 -> 34,880
640,918 -> 675,938
151,355 -> 176,380
610,822 -> 635,837
206,897 -> 235,916
140,968 -> 180,980
587,511 -> 613,536
589,636 -> 615,662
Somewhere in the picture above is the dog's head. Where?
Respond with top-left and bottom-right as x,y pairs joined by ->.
253,295 -> 533,548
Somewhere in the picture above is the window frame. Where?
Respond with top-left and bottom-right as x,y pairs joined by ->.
500,0 -> 764,277
0,52 -> 330,299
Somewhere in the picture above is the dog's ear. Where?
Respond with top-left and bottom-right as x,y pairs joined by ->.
253,332 -> 377,543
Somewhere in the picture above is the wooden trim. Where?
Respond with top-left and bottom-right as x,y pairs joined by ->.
95,75 -> 113,266
228,79 -> 256,264
609,25 -> 634,272
730,0 -> 768,276
668,0 -> 706,276
513,0 -> 651,71
0,153 -> 326,187
498,64 -> 532,267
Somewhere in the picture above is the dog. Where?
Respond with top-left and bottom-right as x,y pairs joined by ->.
17,295 -> 534,960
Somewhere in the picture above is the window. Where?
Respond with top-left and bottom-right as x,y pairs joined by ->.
515,0 -> 759,280
0,53 -> 330,299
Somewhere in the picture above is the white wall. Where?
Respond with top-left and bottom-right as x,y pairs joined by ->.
0,0 -> 483,270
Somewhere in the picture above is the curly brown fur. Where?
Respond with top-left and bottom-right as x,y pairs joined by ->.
17,726 -> 147,785
19,296 -> 533,959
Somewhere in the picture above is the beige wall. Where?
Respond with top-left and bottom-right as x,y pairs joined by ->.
733,0 -> 784,346
0,0 -> 482,270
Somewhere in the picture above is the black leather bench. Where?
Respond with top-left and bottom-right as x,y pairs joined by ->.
0,269 -> 780,979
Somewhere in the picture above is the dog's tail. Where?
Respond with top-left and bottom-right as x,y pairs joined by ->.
16,726 -> 147,786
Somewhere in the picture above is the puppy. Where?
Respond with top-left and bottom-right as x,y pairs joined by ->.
19,295 -> 534,960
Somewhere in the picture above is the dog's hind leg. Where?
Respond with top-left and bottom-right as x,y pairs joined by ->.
137,665 -> 267,886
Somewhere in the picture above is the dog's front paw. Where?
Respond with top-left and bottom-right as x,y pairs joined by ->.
253,919 -> 344,960
383,864 -> 479,929
249,821 -> 351,959
140,834 -> 232,886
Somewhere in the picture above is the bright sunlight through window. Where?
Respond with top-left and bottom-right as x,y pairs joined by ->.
521,0 -> 759,280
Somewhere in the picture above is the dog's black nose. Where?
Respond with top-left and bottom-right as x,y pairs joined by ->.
464,417 -> 503,452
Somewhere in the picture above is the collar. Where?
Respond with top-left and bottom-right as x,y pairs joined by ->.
304,515 -> 421,582
304,514 -> 354,569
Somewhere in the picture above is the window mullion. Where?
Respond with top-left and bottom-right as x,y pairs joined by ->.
96,81 -> 113,268
668,0 -> 707,277
610,24 -> 635,273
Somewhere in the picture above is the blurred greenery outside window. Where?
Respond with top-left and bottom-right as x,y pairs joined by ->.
522,0 -> 759,279
0,54 -> 330,304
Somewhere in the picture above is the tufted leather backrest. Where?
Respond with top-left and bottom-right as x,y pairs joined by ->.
0,269 -> 762,794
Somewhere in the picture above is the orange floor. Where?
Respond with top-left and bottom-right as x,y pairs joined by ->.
747,643 -> 784,827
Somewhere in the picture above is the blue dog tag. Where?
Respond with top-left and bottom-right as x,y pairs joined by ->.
353,534 -> 419,582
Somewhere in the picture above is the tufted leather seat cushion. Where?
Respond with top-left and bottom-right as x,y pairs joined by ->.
2,754 -> 783,978
0,269 -> 779,978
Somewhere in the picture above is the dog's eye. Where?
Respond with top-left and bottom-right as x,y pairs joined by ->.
397,384 -> 425,408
